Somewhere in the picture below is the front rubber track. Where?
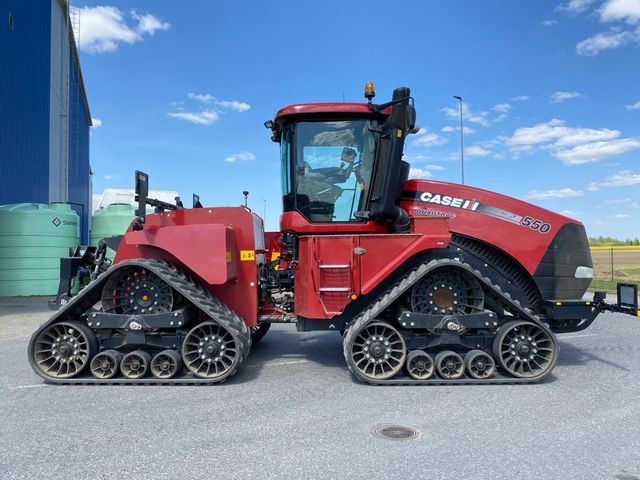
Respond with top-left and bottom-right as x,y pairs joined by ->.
27,259 -> 251,385
343,258 -> 558,386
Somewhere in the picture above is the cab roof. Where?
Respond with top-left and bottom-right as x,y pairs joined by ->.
275,102 -> 391,119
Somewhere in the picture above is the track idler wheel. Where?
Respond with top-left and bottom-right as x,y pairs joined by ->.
182,321 -> 242,381
121,350 -> 151,379
435,350 -> 465,380
348,321 -> 407,381
464,350 -> 496,379
90,349 -> 123,379
405,350 -> 435,380
30,321 -> 98,379
150,350 -> 182,379
493,320 -> 558,379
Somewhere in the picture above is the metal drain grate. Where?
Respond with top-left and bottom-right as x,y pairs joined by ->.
373,424 -> 421,441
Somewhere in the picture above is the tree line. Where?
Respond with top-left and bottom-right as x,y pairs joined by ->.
588,236 -> 640,246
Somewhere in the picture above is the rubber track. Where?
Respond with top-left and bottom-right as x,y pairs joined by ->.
342,258 -> 556,386
28,259 -> 251,385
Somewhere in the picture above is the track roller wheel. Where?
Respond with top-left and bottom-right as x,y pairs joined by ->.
121,350 -> 151,379
250,322 -> 271,344
30,321 -> 97,379
493,320 -> 558,379
348,321 -> 407,381
464,350 -> 496,379
435,350 -> 465,380
405,350 -> 435,380
182,321 -> 242,381
150,350 -> 182,379
90,350 -> 123,379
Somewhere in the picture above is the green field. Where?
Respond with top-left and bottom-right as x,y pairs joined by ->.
589,248 -> 640,292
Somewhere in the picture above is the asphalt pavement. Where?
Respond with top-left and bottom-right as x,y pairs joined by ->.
1,297 -> 639,480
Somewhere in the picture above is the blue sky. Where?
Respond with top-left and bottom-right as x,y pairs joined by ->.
78,0 -> 640,237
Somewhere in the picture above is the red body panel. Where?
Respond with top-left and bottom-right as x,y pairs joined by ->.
294,222 -> 450,319
280,211 -> 390,234
114,207 -> 261,327
400,179 -> 582,274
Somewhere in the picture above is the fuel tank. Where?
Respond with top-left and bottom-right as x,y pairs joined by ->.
399,180 -> 593,300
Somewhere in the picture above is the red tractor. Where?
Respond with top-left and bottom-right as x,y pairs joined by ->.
29,85 -> 638,385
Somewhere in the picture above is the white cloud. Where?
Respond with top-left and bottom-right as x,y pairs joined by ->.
440,103 -> 490,127
187,93 -> 251,112
466,146 -> 491,157
542,20 -> 559,26
424,164 -> 445,171
550,91 -> 582,103
494,103 -> 512,113
561,209 -> 581,216
412,128 -> 448,147
409,167 -> 433,179
512,95 -> 530,101
576,28 -> 639,55
167,110 -> 219,126
608,213 -> 632,218
104,174 -> 121,180
507,119 -> 619,147
587,170 -> 640,190
224,151 -> 256,163
604,198 -> 631,204
556,0 -> 596,13
555,138 -> 640,165
626,100 -> 640,110
441,125 -> 475,134
526,188 -> 584,200
92,118 -> 102,128
503,119 -> 640,165
600,0 -> 640,24
78,7 -> 169,54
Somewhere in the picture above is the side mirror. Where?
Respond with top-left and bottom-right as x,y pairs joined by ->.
405,105 -> 416,131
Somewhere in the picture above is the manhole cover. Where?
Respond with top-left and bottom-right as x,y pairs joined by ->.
373,424 -> 421,441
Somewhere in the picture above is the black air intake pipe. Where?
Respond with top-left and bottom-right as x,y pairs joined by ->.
368,87 -> 413,229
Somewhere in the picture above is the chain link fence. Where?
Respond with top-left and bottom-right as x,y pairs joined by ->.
590,247 -> 640,291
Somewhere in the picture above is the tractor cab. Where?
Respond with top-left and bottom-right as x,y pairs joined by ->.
266,85 -> 417,234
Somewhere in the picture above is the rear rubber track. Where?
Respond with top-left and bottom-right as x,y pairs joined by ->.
342,257 -> 556,386
28,259 -> 251,385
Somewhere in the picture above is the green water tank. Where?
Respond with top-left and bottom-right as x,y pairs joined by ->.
0,203 -> 80,297
90,203 -> 135,260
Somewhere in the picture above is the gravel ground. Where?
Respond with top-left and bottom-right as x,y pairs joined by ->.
1,297 -> 639,480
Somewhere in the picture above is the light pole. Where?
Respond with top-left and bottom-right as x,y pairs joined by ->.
453,95 -> 465,185
262,199 -> 267,223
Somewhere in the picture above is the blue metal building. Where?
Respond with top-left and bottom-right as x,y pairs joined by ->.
0,0 -> 92,243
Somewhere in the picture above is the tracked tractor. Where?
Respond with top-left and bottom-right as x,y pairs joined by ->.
29,85 -> 639,385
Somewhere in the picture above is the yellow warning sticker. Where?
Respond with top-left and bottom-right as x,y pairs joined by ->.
240,250 -> 255,261
270,252 -> 281,262
396,130 -> 402,138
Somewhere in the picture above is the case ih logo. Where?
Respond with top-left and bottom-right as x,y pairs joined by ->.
419,192 -> 480,211
52,217 -> 61,227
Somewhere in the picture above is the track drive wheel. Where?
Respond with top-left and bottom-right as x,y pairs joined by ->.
435,350 -> 465,380
465,350 -> 496,379
90,349 -> 123,379
182,321 -> 243,381
101,267 -> 174,314
250,322 -> 271,344
405,350 -> 435,380
30,321 -> 98,379
347,321 -> 407,381
493,320 -> 558,379
121,350 -> 151,379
